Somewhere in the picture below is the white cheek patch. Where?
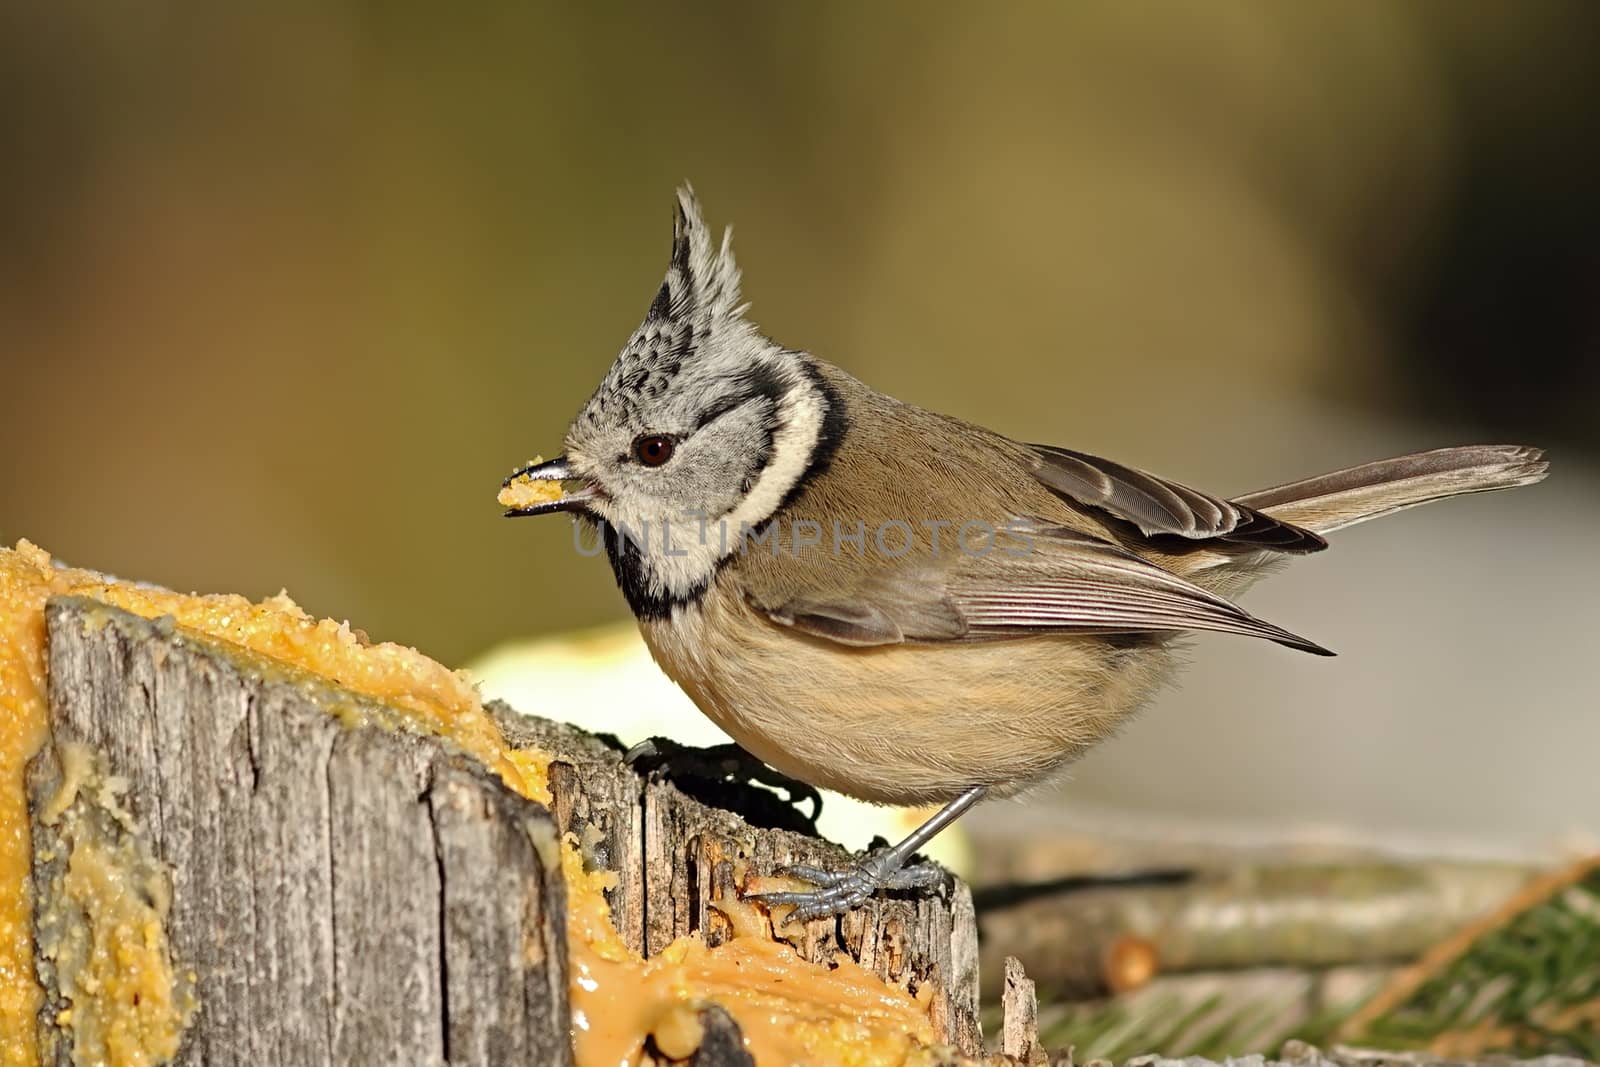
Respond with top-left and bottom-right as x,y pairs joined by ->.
723,375 -> 825,534
601,365 -> 826,604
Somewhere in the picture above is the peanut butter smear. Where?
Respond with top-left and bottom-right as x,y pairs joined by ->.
0,544 -> 54,1067
32,742 -> 198,1066
0,540 -> 938,1066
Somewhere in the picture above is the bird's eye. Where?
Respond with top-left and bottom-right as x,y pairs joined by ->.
633,434 -> 675,467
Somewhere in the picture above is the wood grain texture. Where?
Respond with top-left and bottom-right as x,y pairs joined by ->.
30,597 -> 570,1067
1002,956 -> 1045,1065
495,712 -> 985,1055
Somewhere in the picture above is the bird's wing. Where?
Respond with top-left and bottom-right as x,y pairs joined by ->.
746,522 -> 1332,655
750,584 -> 965,647
948,524 -> 1331,653
1029,444 -> 1327,552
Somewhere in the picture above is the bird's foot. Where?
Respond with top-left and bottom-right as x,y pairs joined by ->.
624,737 -> 823,832
745,849 -> 949,925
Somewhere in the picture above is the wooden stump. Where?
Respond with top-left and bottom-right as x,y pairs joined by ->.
27,596 -> 980,1064
30,596 -> 571,1066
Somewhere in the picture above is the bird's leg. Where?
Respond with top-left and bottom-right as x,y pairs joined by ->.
745,785 -> 986,924
624,737 -> 824,825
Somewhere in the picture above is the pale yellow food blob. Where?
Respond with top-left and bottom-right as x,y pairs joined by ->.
0,540 -> 937,1067
498,457 -> 565,511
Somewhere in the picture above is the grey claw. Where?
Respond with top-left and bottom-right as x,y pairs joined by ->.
622,738 -> 661,765
745,850 -> 948,925
746,871 -> 873,926
771,863 -> 834,883
742,890 -> 814,908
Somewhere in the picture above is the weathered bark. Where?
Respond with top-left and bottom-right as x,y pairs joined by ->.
496,711 -> 984,1055
1003,956 -> 1046,1065
30,597 -> 571,1066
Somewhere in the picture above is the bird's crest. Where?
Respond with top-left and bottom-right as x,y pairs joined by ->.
582,186 -> 758,422
654,183 -> 746,329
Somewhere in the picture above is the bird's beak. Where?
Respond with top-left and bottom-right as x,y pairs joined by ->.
500,455 -> 603,517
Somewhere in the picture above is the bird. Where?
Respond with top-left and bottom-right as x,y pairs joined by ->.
502,185 -> 1549,922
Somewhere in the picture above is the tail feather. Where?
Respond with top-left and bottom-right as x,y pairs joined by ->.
1233,445 -> 1547,535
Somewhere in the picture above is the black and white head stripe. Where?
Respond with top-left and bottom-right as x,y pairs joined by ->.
719,357 -> 838,533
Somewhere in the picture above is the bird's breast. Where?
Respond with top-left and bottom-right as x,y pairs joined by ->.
637,581 -> 1175,806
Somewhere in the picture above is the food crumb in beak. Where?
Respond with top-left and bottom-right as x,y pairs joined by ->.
498,457 -> 565,510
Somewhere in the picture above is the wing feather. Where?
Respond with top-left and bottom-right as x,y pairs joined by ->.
950,526 -> 1331,654
748,523 -> 1331,655
1030,444 -> 1327,553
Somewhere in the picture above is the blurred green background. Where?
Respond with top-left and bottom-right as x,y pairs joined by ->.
3,4 -> 1598,852
3,2 -> 1596,661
